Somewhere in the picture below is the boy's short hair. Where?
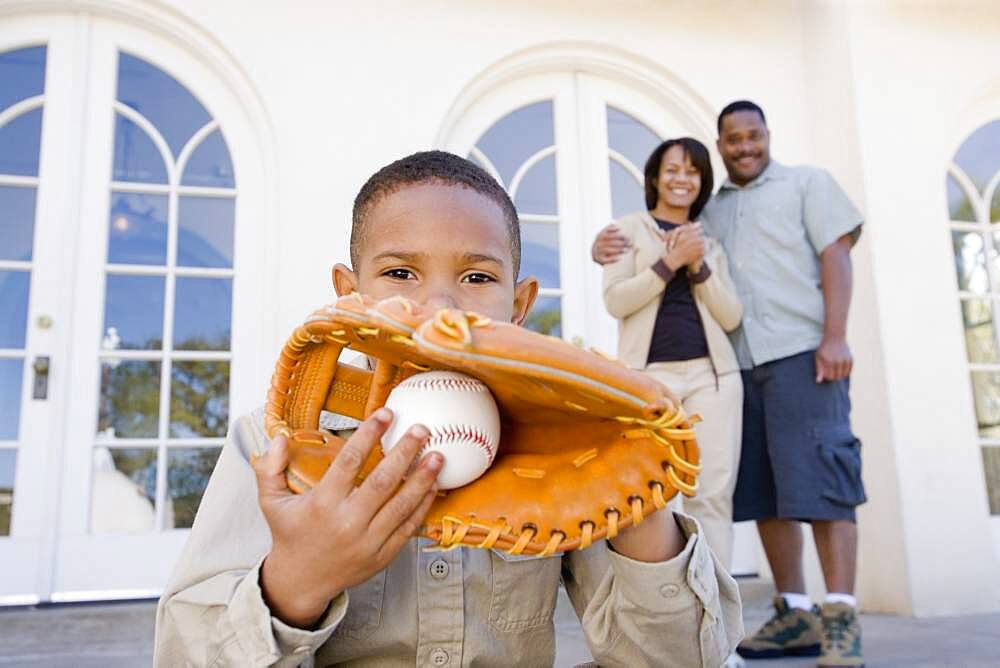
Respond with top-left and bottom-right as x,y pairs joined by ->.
351,150 -> 521,275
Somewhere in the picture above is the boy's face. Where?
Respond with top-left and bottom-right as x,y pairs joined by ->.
333,182 -> 537,324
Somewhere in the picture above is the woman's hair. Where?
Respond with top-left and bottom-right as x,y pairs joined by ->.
643,137 -> 714,220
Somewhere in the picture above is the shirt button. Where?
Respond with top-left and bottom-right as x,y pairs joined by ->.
659,583 -> 680,598
430,648 -> 449,665
428,559 -> 450,580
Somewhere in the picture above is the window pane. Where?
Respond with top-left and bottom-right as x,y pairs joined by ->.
993,186 -> 1000,225
520,221 -> 560,288
960,299 -> 998,363
170,361 -> 229,438
0,46 -> 46,112
0,271 -> 30,348
609,157 -> 645,220
98,360 -> 161,438
108,192 -> 168,265
112,114 -> 167,184
0,185 -> 36,261
181,129 -> 234,188
606,106 -> 661,173
513,153 -> 557,215
475,101 -> 553,187
0,360 -> 24,440
983,447 -> 1000,516
103,274 -> 165,350
952,230 -> 988,294
173,277 -> 232,350
167,447 -> 221,528
0,108 -> 42,177
970,370 -> 1000,439
946,174 -> 977,222
177,197 -> 234,268
117,53 -> 211,160
953,120 -> 1000,196
90,447 -> 157,532
0,449 -> 15,536
525,295 -> 561,337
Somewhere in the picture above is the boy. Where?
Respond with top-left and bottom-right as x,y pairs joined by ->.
154,151 -> 742,666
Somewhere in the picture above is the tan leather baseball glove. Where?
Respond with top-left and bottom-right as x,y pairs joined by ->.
265,293 -> 700,557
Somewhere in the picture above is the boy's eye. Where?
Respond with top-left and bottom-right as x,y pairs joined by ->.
462,272 -> 496,284
382,268 -> 415,280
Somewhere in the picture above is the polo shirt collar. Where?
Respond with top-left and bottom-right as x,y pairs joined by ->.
720,159 -> 784,191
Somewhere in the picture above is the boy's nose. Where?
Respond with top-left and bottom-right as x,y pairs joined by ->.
421,291 -> 460,312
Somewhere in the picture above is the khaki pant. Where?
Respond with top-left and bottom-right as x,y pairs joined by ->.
645,358 -> 743,570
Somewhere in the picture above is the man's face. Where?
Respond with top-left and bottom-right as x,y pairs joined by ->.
717,110 -> 770,186
334,182 -> 537,323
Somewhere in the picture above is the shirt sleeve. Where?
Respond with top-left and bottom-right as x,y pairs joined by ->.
802,168 -> 864,254
153,414 -> 347,667
562,512 -> 744,668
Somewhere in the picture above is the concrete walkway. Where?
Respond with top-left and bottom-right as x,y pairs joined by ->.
0,579 -> 997,666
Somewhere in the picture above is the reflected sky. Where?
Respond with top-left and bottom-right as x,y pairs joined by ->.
174,277 -> 232,350
0,360 -> 24,440
181,129 -> 235,188
0,185 -> 37,261
514,153 -> 557,216
0,46 -> 46,113
112,113 -> 168,184
177,197 -> 235,268
609,158 -> 645,219
606,106 -> 661,174
475,101 -> 553,187
103,274 -> 165,349
0,448 -> 14,487
520,221 -> 559,288
953,119 -> 1000,194
0,271 -> 30,349
107,192 -> 168,265
0,109 -> 43,177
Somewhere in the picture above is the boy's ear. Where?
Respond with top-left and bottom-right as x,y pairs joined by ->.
332,263 -> 358,297
511,276 -> 539,326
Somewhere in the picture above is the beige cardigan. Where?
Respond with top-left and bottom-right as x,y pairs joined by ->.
602,211 -> 742,375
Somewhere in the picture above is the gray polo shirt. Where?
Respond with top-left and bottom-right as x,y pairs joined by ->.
701,161 -> 863,369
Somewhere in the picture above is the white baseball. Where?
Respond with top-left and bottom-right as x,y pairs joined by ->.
381,370 -> 500,490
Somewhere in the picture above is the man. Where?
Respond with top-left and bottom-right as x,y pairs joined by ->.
592,101 -> 866,668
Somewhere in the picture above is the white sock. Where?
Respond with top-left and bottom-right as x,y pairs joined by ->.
780,592 -> 813,610
825,592 -> 857,608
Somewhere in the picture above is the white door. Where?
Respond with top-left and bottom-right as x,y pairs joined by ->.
442,70 -> 760,575
0,12 -> 267,603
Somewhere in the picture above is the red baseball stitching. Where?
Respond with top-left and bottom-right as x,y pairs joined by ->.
403,376 -> 488,393
422,423 -> 496,460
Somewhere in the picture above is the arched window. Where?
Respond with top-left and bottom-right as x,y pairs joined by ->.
948,119 -> 1000,515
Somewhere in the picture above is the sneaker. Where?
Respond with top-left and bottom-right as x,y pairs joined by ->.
736,596 -> 822,659
818,602 -> 864,667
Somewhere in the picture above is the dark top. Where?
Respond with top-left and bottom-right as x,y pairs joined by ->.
646,218 -> 710,364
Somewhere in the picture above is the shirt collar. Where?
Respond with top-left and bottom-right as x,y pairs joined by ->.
720,159 -> 784,191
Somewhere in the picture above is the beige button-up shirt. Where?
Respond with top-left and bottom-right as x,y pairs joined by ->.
154,410 -> 743,667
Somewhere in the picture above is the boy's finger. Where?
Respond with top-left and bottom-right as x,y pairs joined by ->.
369,451 -> 442,540
375,489 -> 437,563
254,435 -> 292,499
351,424 -> 432,514
317,408 -> 393,500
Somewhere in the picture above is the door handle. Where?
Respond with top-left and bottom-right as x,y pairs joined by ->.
32,356 -> 49,400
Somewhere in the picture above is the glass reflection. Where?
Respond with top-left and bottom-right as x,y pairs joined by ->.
946,174 -> 976,222
993,186 -> 1000,224
181,129 -> 235,188
606,106 -> 661,174
609,157 -> 645,219
112,114 -> 168,184
960,299 -> 998,363
0,46 -> 46,112
90,447 -> 157,533
0,185 -> 36,261
167,447 -> 221,528
173,277 -> 232,350
971,371 -> 1000,440
0,271 -> 30,348
108,192 -> 168,265
513,154 -> 557,216
982,447 -> 1000,515
475,101 -> 554,187
952,230 -> 988,294
177,197 -> 235,268
117,52 -> 211,160
0,359 -> 24,440
953,120 -> 1000,196
170,361 -> 230,438
524,295 -> 561,337
0,109 -> 43,177
520,221 -> 560,288
103,274 -> 165,350
97,360 -> 161,438
0,449 -> 15,536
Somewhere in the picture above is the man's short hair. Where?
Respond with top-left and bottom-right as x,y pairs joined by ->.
717,100 -> 767,134
351,150 -> 521,275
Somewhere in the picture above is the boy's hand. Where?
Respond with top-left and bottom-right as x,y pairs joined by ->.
256,408 -> 442,628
